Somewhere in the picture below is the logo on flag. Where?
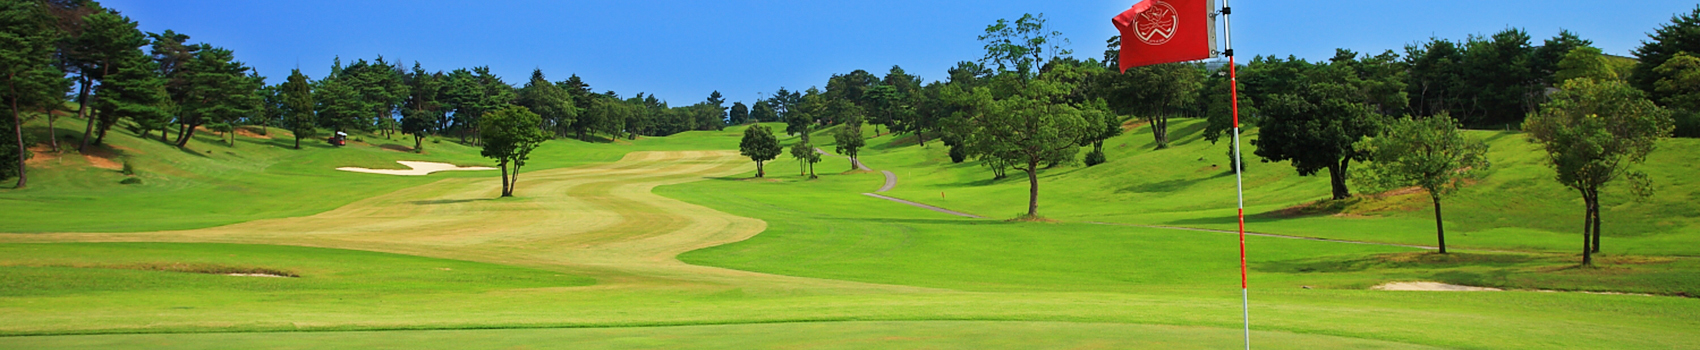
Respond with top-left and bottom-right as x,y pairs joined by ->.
1133,1 -> 1178,45
1112,0 -> 1218,71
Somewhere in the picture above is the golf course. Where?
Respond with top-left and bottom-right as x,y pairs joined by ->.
7,1 -> 1700,348
0,111 -> 1697,349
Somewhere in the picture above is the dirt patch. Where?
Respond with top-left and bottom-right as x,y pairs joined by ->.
1120,119 -> 1149,131
234,127 -> 272,139
380,144 -> 416,153
225,273 -> 290,278
739,178 -> 782,183
23,143 -> 59,165
1006,215 -> 1063,223
1373,281 -> 1502,292
80,145 -> 123,170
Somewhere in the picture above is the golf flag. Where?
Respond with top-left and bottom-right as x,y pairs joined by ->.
1112,0 -> 1219,71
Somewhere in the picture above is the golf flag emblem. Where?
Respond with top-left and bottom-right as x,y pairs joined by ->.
1113,0 -> 1218,71
1133,1 -> 1179,45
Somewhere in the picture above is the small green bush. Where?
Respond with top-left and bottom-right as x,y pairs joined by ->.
121,161 -> 134,175
1084,149 -> 1106,166
119,177 -> 142,185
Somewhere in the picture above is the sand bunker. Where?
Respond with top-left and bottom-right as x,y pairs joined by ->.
1372,281 -> 1502,292
337,161 -> 496,176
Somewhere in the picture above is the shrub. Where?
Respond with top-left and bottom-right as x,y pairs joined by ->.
1084,149 -> 1107,166
121,161 -> 134,175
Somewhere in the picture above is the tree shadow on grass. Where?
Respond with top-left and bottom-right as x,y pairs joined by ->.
409,198 -> 494,205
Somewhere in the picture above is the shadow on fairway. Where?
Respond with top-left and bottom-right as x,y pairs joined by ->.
410,198 -> 495,205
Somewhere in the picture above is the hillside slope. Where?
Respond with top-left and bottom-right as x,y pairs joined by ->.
0,113 -> 740,232
844,118 -> 1700,256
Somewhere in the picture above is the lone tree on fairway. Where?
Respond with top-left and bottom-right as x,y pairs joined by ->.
281,69 -> 315,149
790,141 -> 819,179
834,117 -> 865,170
480,105 -> 550,197
739,124 -> 780,177
956,76 -> 1093,218
1524,78 -> 1673,266
1353,114 -> 1489,254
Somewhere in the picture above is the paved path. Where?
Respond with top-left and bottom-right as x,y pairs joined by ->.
862,193 -> 986,218
876,171 -> 897,193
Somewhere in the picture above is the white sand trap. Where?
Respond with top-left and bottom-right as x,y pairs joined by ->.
1372,281 -> 1502,292
337,161 -> 497,176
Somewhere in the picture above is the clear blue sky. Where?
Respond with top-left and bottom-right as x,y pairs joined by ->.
102,0 -> 1697,106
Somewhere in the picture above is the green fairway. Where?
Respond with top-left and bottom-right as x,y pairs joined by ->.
1,121 -> 1697,349
0,321 -> 1444,350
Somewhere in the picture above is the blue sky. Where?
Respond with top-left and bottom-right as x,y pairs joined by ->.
103,0 -> 1696,106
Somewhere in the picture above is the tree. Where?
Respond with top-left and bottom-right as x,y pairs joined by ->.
1653,52 -> 1700,137
1353,115 -> 1489,253
517,69 -> 576,139
739,124 -> 780,177
280,69 -> 315,149
69,9 -> 149,152
789,140 -> 819,179
1079,99 -> 1120,166
1252,60 -> 1386,200
173,46 -> 260,147
479,105 -> 549,197
1533,30 -> 1595,86
47,0 -> 101,152
834,117 -> 865,170
1098,61 -> 1198,149
1632,5 -> 1700,104
1554,46 -> 1619,83
957,73 -> 1092,218
2,0 -> 69,188
1523,78 -> 1673,266
1458,28 -> 1535,128
978,13 -> 1071,78
728,101 -> 749,125
94,46 -> 165,146
750,101 -> 777,123
703,90 -> 727,130
400,63 -> 443,151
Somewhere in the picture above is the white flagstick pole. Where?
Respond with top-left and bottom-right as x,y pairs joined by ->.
1221,0 -> 1250,349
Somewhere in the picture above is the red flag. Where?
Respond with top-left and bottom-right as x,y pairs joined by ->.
1113,0 -> 1218,71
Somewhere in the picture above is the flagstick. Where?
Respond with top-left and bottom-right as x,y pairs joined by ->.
1222,0 -> 1250,349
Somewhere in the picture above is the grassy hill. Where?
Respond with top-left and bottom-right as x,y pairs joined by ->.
0,112 -> 734,232
842,118 -> 1700,256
